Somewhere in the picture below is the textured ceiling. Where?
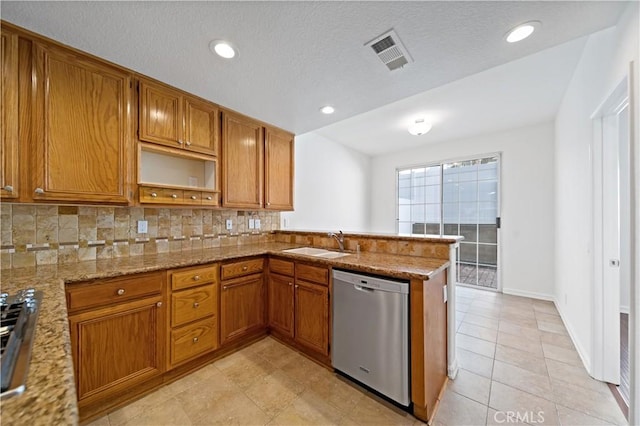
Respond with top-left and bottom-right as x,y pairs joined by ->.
315,35 -> 587,155
0,1 -> 628,137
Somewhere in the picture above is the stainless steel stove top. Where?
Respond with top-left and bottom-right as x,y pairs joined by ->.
0,288 -> 42,399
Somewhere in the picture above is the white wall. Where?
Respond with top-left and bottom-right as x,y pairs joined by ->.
281,132 -> 371,232
554,2 -> 639,372
370,122 -> 556,299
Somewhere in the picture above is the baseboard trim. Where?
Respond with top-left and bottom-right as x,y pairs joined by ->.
553,298 -> 592,373
501,287 -> 555,301
448,357 -> 459,380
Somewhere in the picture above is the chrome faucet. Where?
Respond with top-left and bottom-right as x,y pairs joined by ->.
328,231 -> 345,252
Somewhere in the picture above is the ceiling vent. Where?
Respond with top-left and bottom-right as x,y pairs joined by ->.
365,29 -> 413,71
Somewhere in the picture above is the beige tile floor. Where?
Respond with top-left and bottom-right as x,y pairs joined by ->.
88,287 -> 627,426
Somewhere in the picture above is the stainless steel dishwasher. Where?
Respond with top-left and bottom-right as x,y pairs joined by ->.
332,269 -> 410,407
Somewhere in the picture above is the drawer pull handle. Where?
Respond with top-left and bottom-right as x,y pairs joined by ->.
34,187 -> 45,194
242,266 -> 248,271
193,302 -> 199,308
150,192 -> 158,198
171,194 -> 178,199
193,337 -> 199,343
190,195 -> 197,200
206,196 -> 212,200
193,275 -> 201,281
156,302 -> 163,307
3,185 -> 13,192
117,288 -> 125,295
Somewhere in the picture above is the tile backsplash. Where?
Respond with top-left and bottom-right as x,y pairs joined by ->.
0,204 -> 279,269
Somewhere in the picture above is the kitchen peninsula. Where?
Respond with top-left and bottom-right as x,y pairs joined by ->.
0,231 -> 460,425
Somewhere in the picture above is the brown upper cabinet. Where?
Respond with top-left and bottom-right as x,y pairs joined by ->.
264,126 -> 294,211
1,27 -> 19,199
221,110 -> 295,210
138,78 -> 218,156
221,110 -> 264,209
31,41 -> 132,203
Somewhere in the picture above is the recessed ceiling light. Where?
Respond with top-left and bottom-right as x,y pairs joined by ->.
209,40 -> 237,59
408,118 -> 432,136
320,106 -> 335,114
505,21 -> 541,43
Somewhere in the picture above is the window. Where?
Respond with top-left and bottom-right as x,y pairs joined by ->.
396,155 -> 500,289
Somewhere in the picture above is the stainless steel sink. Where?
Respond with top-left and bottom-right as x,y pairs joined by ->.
281,247 -> 350,259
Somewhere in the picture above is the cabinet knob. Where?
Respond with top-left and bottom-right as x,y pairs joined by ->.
242,266 -> 248,271
171,194 -> 178,199
34,187 -> 45,194
150,192 -> 158,198
206,196 -> 212,201
223,285 -> 228,290
193,337 -> 199,343
186,141 -> 192,146
117,288 -> 125,295
295,285 -> 299,288
193,275 -> 201,281
266,202 -> 271,206
193,302 -> 199,308
3,185 -> 13,192
177,140 -> 183,145
156,302 -> 163,307
288,282 -> 293,286
190,195 -> 197,200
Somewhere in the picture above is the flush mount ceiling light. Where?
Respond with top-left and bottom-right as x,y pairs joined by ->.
320,105 -> 335,114
209,40 -> 237,59
505,21 -> 541,43
408,118 -> 432,136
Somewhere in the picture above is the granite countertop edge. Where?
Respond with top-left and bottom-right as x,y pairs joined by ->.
0,242 -> 451,424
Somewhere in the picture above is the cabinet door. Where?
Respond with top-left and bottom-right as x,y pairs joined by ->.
294,280 -> 329,356
33,44 -> 131,203
264,127 -> 294,210
220,274 -> 265,345
1,28 -> 18,199
268,273 -> 294,338
138,79 -> 182,148
68,295 -> 164,404
221,111 -> 263,209
184,96 -> 218,156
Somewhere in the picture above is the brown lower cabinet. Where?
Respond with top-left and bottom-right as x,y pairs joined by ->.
66,255 -> 447,425
220,258 -> 266,345
66,272 -> 165,407
268,258 -> 330,360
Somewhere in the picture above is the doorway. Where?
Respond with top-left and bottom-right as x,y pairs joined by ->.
396,154 -> 501,290
591,75 -> 631,406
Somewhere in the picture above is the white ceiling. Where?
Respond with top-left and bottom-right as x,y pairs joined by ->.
1,1 -> 628,138
315,35 -> 587,155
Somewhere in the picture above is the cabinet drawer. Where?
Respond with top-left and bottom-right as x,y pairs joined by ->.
170,317 -> 218,366
66,272 -> 163,312
172,284 -> 217,327
221,258 -> 264,280
201,191 -> 219,207
184,190 -> 202,205
269,258 -> 294,277
139,186 -> 184,204
296,263 -> 328,285
171,264 -> 218,291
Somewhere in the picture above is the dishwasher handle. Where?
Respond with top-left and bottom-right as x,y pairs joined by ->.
354,283 -> 376,292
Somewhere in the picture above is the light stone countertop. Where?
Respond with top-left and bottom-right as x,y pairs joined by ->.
0,242 -> 450,425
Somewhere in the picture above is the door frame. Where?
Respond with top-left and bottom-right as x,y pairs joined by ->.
590,69 -> 633,389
